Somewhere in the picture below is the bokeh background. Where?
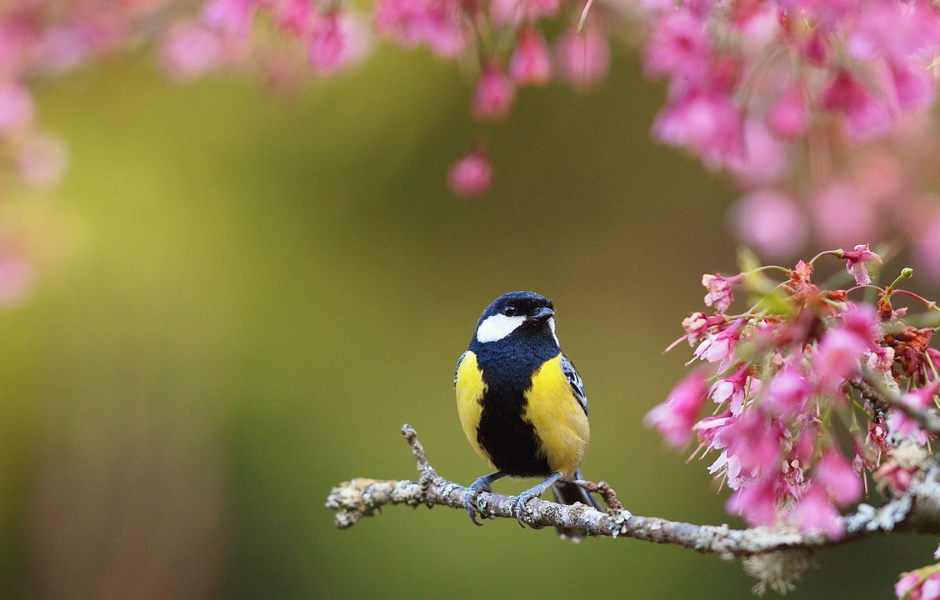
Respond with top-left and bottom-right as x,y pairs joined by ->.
0,42 -> 936,599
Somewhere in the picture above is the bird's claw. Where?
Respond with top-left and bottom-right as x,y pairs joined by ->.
513,493 -> 534,528
463,481 -> 493,526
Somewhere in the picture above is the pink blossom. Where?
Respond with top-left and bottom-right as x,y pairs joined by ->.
701,273 -> 741,314
726,119 -> 789,188
914,213 -> 940,282
726,479 -> 777,527
710,364 -> 756,415
896,573 -> 923,600
643,11 -> 711,86
724,409 -> 786,478
279,0 -> 315,34
767,84 -> 809,140
447,150 -> 492,197
811,183 -> 878,248
554,27 -> 610,91
843,244 -> 882,286
0,81 -> 34,133
888,380 -> 940,443
373,0 -> 463,57
790,484 -> 845,539
841,302 -> 880,348
16,134 -> 68,189
202,0 -> 256,37
763,363 -> 812,418
814,448 -> 862,507
159,24 -> 224,81
889,60 -> 935,112
694,320 -> 742,366
489,0 -> 561,28
644,371 -> 709,449
821,70 -> 892,141
306,13 -> 349,75
652,90 -> 744,169
0,254 -> 35,306
472,64 -> 515,121
813,328 -> 869,398
729,189 -> 807,260
681,312 -> 709,345
509,29 -> 552,86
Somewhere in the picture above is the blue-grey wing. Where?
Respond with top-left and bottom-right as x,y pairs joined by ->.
561,353 -> 588,418
454,351 -> 468,389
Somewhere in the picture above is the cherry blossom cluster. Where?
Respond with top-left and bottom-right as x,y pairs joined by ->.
646,244 -> 940,541
637,0 -> 940,280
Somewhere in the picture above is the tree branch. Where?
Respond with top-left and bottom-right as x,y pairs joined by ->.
854,376 -> 940,435
325,425 -> 940,560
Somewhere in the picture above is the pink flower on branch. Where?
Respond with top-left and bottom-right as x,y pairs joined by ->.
644,371 -> 709,449
447,148 -> 492,197
701,273 -> 742,314
843,244 -> 882,286
471,63 -> 515,121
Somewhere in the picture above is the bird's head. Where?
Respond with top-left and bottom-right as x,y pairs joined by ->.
474,291 -> 558,346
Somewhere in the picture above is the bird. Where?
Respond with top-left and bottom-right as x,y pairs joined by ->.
454,291 -> 601,540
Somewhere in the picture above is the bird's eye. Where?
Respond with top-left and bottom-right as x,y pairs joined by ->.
503,305 -> 516,316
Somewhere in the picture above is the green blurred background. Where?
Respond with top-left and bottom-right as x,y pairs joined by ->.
0,43 -> 935,599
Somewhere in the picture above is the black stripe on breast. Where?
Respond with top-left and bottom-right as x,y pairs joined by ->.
471,335 -> 559,478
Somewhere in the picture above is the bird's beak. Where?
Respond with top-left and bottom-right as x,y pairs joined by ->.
530,307 -> 555,323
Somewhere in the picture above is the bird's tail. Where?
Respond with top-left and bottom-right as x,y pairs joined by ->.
551,469 -> 603,542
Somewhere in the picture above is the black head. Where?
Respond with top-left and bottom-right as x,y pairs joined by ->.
473,291 -> 558,346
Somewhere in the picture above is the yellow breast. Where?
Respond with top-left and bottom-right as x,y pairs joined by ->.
455,351 -> 490,463
523,354 -> 590,476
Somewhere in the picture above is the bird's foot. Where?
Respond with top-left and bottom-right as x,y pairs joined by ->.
513,490 -> 538,528
463,472 -> 504,526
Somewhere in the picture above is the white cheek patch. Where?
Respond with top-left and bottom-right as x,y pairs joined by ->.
476,314 -> 526,343
548,317 -> 560,347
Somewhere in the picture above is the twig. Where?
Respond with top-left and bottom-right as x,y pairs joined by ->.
853,377 -> 940,435
325,425 -> 940,559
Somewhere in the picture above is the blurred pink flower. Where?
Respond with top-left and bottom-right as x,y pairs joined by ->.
896,573 -> 923,600
159,24 -> 224,81
726,479 -> 777,527
644,371 -> 709,449
814,448 -> 861,507
16,134 -> 68,189
766,84 -> 809,140
447,149 -> 491,197
653,90 -> 744,169
643,11 -> 711,86
914,213 -> 940,282
763,363 -> 812,418
812,183 -> 878,248
729,189 -> 807,260
727,120 -> 789,187
307,13 -> 349,75
813,328 -> 869,398
509,29 -> 552,86
789,484 -> 845,539
554,27 -> 610,91
0,81 -> 34,133
472,64 -> 515,121
374,0 -> 464,57
822,70 -> 891,141
489,0 -> 560,28
202,0 -> 256,36
0,254 -> 35,306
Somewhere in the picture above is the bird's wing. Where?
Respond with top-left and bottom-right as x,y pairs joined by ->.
454,351 -> 468,389
560,353 -> 588,418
